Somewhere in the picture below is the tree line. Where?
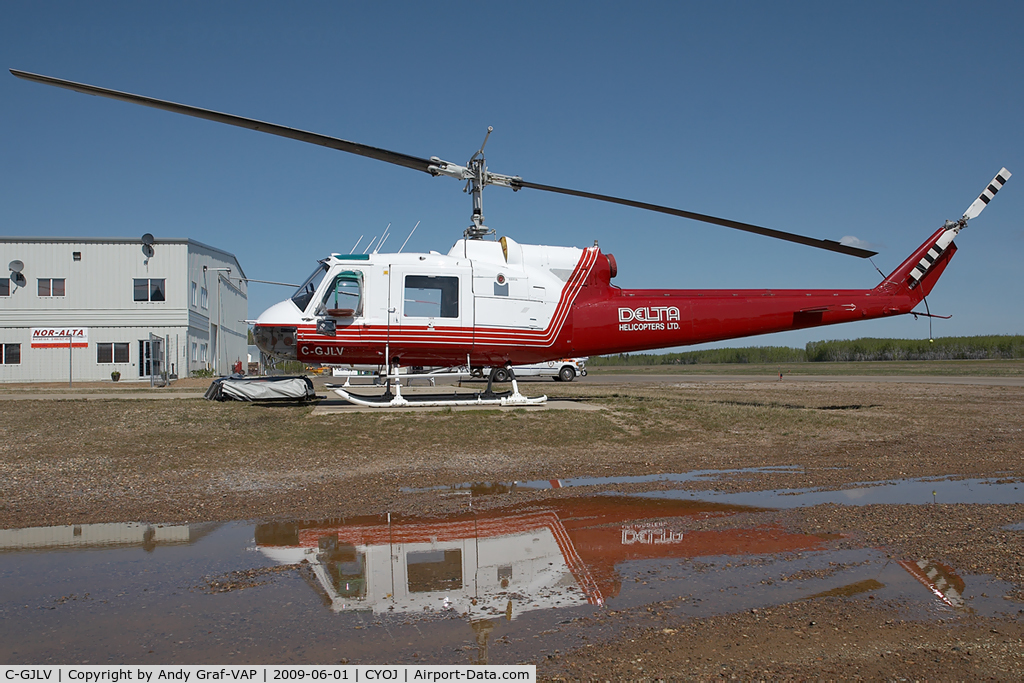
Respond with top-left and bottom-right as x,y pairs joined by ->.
589,335 -> 1024,365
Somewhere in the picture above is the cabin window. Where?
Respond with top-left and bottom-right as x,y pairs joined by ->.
406,549 -> 463,593
404,275 -> 459,318
292,262 -> 328,312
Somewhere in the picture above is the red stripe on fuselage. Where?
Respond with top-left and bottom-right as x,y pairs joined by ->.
291,248 -> 600,365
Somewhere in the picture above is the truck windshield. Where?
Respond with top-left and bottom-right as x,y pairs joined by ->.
291,262 -> 328,312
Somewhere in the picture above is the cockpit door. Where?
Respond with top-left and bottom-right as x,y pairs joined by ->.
322,270 -> 364,318
312,269 -> 365,337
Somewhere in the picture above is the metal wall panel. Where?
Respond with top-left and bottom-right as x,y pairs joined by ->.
0,238 -> 246,382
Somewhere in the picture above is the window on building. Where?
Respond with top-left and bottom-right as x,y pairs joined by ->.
73,252 -> 82,261
115,343 -> 130,363
191,282 -> 198,307
96,342 -> 130,364
1,344 -> 20,365
403,275 -> 459,318
191,342 -> 198,362
134,278 -> 166,302
0,278 -> 8,297
200,343 -> 208,363
38,278 -> 66,297
201,287 -> 209,309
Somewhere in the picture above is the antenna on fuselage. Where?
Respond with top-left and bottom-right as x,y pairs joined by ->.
373,223 -> 392,254
398,221 -> 421,253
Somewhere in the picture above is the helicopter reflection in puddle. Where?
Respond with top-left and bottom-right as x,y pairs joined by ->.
255,496 -> 831,619
898,559 -> 967,609
0,515 -> 986,667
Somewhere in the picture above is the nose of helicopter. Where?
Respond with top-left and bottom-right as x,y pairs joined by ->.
252,299 -> 301,360
252,324 -> 298,360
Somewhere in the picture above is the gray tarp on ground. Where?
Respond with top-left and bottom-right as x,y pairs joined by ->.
204,376 -> 316,402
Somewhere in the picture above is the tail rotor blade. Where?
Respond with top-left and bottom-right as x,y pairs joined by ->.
963,167 -> 1011,221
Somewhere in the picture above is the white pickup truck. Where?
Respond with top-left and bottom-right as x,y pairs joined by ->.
474,357 -> 588,382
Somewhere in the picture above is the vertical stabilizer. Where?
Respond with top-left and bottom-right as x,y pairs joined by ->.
876,168 -> 1010,299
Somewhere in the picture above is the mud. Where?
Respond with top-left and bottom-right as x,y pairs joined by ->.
1,376 -> 1022,677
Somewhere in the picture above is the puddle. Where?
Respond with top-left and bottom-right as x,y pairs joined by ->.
0,521 -> 221,551
413,469 -> 1022,507
642,476 -> 1023,507
0,494 -> 1017,664
403,466 -> 803,497
254,496 -> 822,616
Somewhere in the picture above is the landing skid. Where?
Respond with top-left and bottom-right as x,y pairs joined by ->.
331,366 -> 546,408
333,386 -> 547,408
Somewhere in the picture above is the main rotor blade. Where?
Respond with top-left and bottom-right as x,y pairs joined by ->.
512,179 -> 878,258
10,69 -> 436,175
11,69 -> 878,258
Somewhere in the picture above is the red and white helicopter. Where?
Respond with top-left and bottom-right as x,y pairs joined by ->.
11,70 -> 1011,407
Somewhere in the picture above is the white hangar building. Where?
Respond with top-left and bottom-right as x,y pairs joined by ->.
0,237 -> 247,383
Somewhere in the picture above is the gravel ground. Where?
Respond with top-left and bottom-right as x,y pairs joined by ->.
2,375 -> 1022,678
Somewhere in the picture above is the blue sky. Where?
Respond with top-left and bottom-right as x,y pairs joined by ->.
2,2 -> 1021,351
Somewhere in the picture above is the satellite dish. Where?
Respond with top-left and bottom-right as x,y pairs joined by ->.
141,233 -> 155,245
142,244 -> 155,258
8,261 -> 25,287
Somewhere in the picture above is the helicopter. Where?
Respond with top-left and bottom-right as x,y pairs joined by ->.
10,69 -> 1011,407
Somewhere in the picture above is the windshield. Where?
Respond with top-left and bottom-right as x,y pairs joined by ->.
291,262 -> 329,312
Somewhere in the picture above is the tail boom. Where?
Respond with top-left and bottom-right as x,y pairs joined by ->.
569,284 -> 922,356
568,227 -> 963,356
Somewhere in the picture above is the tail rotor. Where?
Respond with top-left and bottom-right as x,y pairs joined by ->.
907,167 -> 1011,289
962,167 -> 1011,222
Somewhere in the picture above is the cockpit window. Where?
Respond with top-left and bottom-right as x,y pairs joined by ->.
291,262 -> 329,312
320,270 -> 363,317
